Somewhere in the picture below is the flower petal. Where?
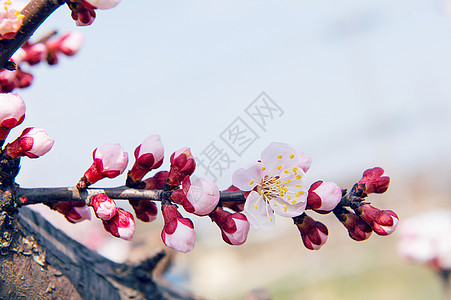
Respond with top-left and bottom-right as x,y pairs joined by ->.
270,197 -> 306,218
260,142 -> 299,177
243,191 -> 275,230
232,162 -> 263,191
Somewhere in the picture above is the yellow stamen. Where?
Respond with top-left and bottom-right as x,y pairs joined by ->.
273,202 -> 277,206
277,165 -> 282,170
284,169 -> 289,174
269,216 -> 273,222
292,166 -> 298,172
292,200 -> 297,205
254,204 -> 258,209
277,154 -> 283,159
289,154 -> 295,159
296,175 -> 302,179
276,180 -> 281,184
262,166 -> 266,171
283,204 -> 287,212
288,195 -> 291,200
286,179 -> 291,183
295,184 -> 301,188
249,180 -> 254,185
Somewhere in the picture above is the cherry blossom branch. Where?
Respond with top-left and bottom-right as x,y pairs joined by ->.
17,186 -> 248,205
0,0 -> 64,70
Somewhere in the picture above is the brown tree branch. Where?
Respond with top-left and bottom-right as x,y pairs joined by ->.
0,0 -> 65,69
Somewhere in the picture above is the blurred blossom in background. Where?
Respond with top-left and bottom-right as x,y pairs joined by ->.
13,0 -> 451,299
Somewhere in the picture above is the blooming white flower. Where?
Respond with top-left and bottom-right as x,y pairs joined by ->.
0,0 -> 24,40
232,142 -> 308,230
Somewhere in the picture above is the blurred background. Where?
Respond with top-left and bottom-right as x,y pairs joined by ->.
10,0 -> 451,299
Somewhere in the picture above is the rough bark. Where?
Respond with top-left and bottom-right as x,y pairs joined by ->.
0,206 -> 199,300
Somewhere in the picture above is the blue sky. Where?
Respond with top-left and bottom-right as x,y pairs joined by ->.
12,0 -> 451,192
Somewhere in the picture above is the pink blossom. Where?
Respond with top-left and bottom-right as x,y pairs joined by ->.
358,167 -> 390,194
333,206 -> 372,241
306,181 -> 342,213
55,201 -> 92,224
294,213 -> 328,250
69,2 -> 96,27
209,207 -> 250,245
398,210 -> 451,270
171,176 -> 220,216
22,42 -> 47,65
161,204 -> 195,253
166,147 -> 196,188
128,134 -> 164,182
355,204 -> 398,236
84,0 -> 121,9
0,0 -> 24,40
0,92 -> 25,139
232,142 -> 308,230
78,143 -> 128,188
129,200 -> 158,223
102,208 -> 135,241
5,127 -> 54,159
297,152 -> 312,173
90,193 -> 117,221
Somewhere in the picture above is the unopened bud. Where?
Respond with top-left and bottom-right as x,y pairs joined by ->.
129,200 -> 158,223
128,134 -> 164,182
102,208 -> 135,241
55,201 -> 91,224
143,171 -> 168,190
5,127 -> 54,159
161,203 -> 195,253
293,213 -> 328,250
354,203 -> 398,236
171,176 -> 220,216
77,143 -> 128,189
358,167 -> 390,194
166,147 -> 196,188
90,193 -> 117,220
0,92 -> 25,140
333,206 -> 372,241
210,206 -> 250,245
306,181 -> 342,213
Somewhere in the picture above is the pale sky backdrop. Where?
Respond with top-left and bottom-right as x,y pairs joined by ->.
12,0 -> 451,193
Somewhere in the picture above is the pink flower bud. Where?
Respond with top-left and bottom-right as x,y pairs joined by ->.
5,127 -> 54,159
102,208 -> 135,241
69,2 -> 96,26
0,92 -> 25,140
355,204 -> 399,236
166,147 -> 196,187
333,206 -> 372,241
297,152 -> 312,173
78,143 -> 128,188
358,167 -> 390,194
128,134 -> 164,182
209,207 -> 250,245
161,204 -> 195,253
0,1 -> 24,40
84,0 -> 121,9
293,214 -> 328,250
58,32 -> 84,56
171,176 -> 220,216
306,181 -> 342,213
23,43 -> 47,65
143,171 -> 168,190
55,201 -> 92,224
129,200 -> 158,223
90,193 -> 117,220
